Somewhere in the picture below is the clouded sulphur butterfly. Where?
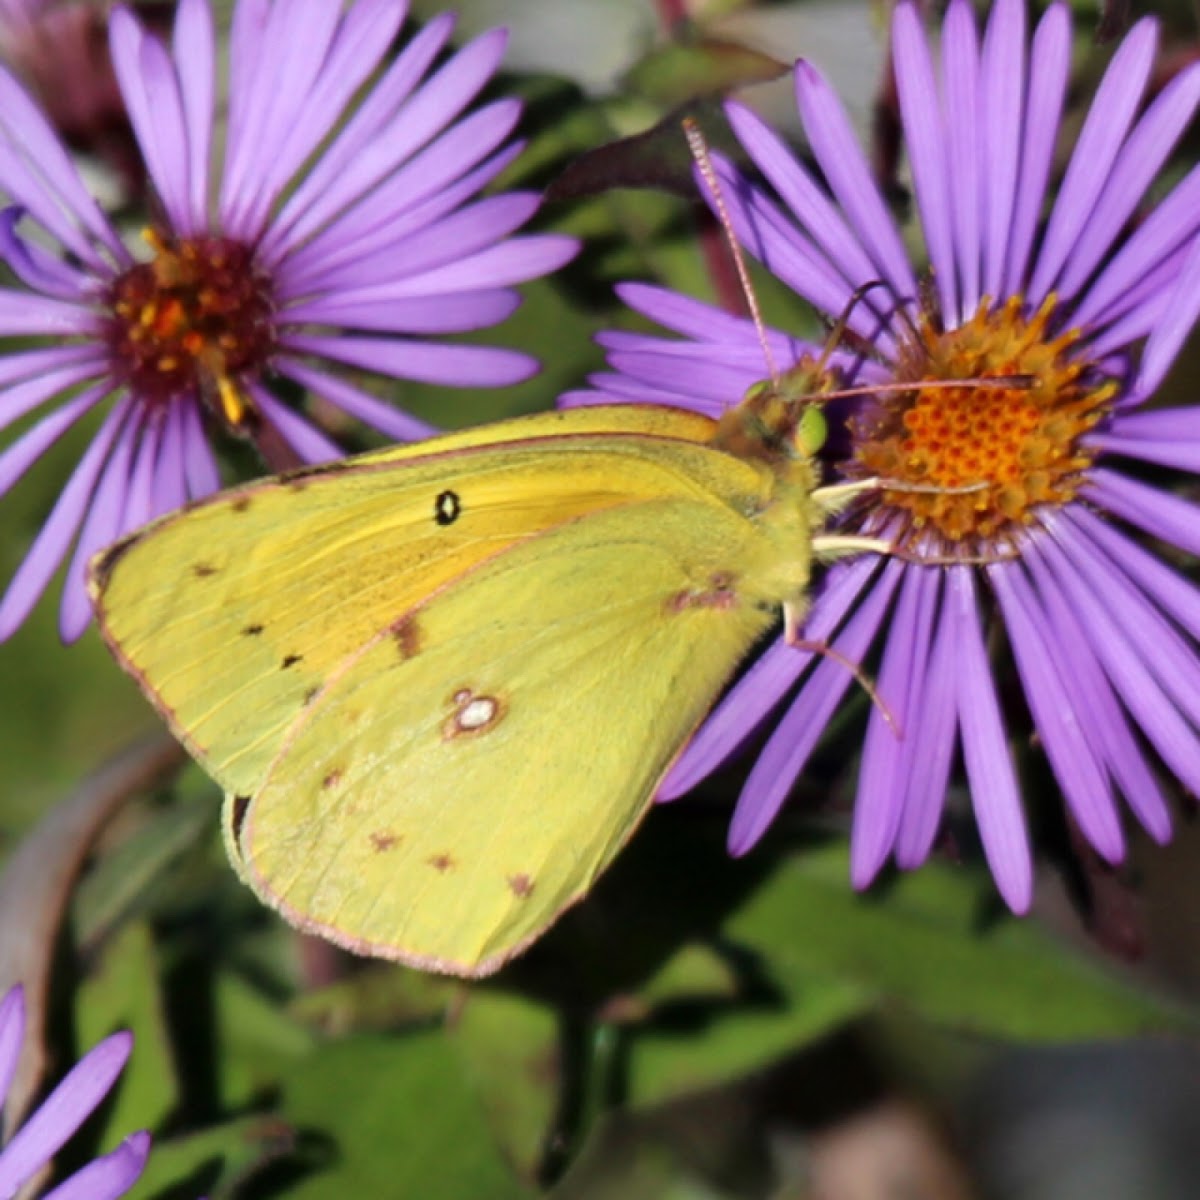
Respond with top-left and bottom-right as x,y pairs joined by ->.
88,379 -> 888,976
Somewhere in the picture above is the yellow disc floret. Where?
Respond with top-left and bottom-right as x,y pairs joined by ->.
850,295 -> 1116,546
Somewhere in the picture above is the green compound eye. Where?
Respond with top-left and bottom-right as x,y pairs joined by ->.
796,405 -> 827,455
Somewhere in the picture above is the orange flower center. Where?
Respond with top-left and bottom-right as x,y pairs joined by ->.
850,296 -> 1116,546
105,230 -> 275,424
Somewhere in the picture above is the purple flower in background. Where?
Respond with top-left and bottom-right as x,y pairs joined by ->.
0,985 -> 148,1199
0,0 -> 576,641
0,0 -> 145,194
566,0 -> 1200,909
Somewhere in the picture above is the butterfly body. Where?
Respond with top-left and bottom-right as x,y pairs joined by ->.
90,398 -> 869,976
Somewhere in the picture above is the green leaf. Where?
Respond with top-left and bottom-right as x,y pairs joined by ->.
451,990 -> 560,1180
723,843 -> 1197,1043
128,1115 -> 297,1200
75,921 -> 177,1142
622,38 -> 788,107
277,1029 -> 534,1198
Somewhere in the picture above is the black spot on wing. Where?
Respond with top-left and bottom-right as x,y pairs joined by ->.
242,623 -> 264,637
281,653 -> 303,669
434,489 -> 461,526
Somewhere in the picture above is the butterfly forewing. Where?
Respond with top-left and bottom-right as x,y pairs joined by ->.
89,407 -> 750,800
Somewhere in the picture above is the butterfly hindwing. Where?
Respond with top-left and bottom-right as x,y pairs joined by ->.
230,495 -> 782,976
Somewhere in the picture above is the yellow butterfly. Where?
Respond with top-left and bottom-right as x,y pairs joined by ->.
87,382 -> 886,977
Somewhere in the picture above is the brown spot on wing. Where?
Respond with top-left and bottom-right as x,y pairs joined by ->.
193,562 -> 218,578
231,495 -> 252,513
321,768 -> 343,789
370,831 -> 402,852
507,873 -> 534,898
392,616 -> 422,659
281,653 -> 303,669
303,686 -> 321,706
427,853 -> 455,873
666,570 -> 739,614
242,622 -> 264,637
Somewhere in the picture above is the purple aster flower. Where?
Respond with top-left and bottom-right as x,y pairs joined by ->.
0,985 -> 148,1199
565,0 -> 1200,910
0,0 -> 145,194
0,0 -> 576,642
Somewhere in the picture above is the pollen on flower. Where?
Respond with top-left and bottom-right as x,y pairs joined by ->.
104,230 -> 275,421
850,295 -> 1117,547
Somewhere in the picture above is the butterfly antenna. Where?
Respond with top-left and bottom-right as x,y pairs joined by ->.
683,117 -> 780,386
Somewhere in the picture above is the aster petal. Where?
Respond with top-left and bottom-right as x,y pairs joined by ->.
1028,17 -> 1156,302
257,11 -> 456,258
1049,510 -> 1200,727
0,288 -> 99,336
0,383 -> 109,498
851,564 -> 937,886
261,21 -> 501,263
0,68 -> 126,270
730,560 -> 901,856
990,560 -> 1123,861
179,398 -> 219,498
943,0 -> 983,318
1086,467 -> 1200,558
42,1131 -> 150,1200
222,0 -> 345,234
0,390 -> 123,641
110,7 -> 192,232
1070,506 -> 1200,643
604,350 -> 766,409
153,400 -> 188,516
703,157 -> 883,350
221,0 -> 271,210
1059,64 -> 1200,305
171,0 -> 215,234
0,359 -> 110,433
0,985 -> 23,1105
282,193 -> 543,294
1089,415 -> 1200,474
891,1 -> 957,322
794,58 -> 916,303
724,101 -> 884,304
894,578 -> 958,868
273,104 -> 522,285
249,384 -> 343,464
1002,1 -> 1069,296
0,1031 -> 132,1196
286,290 -> 520,335
616,281 -> 793,347
1137,233 -> 1200,395
1029,532 -> 1173,843
237,0 -> 407,239
222,2 -> 349,235
58,411 -> 145,642
282,334 -> 538,388
562,377 -> 726,414
950,567 -> 1031,912
0,344 -> 101,389
980,0 -> 1025,298
1072,162 -> 1200,335
277,358 -> 437,442
665,556 -> 880,801
1083,249 -> 1192,362
0,208 -> 90,298
1031,536 -> 1200,798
